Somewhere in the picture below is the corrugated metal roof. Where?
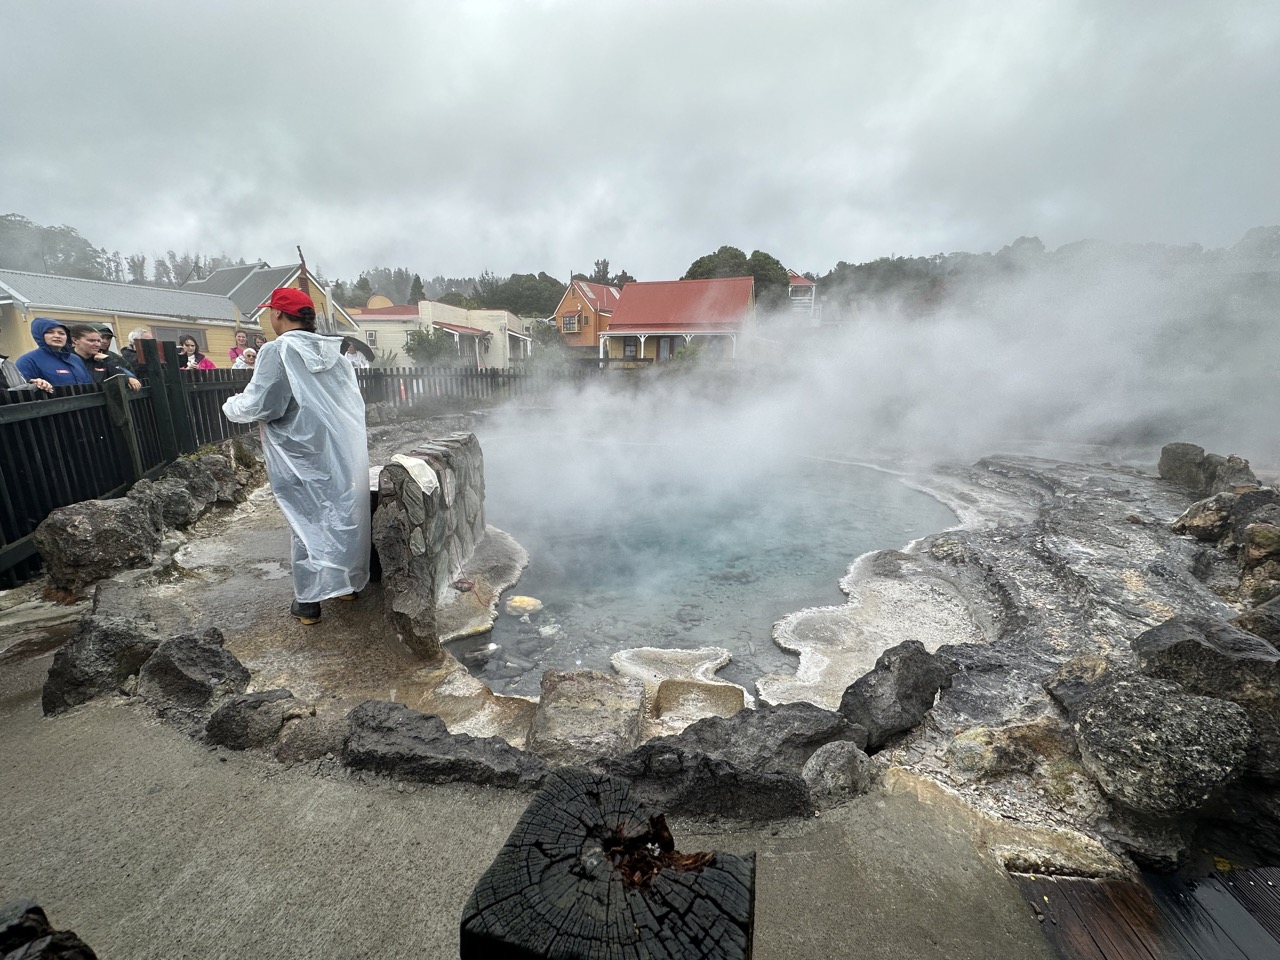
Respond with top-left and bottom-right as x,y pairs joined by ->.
0,268 -> 238,321
575,280 -> 621,312
185,262 -> 268,297
230,265 -> 298,315
606,277 -> 753,332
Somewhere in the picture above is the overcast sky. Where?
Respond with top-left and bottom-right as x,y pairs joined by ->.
3,0 -> 1277,282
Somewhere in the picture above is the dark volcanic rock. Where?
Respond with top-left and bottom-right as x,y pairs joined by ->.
1046,657 -> 1250,819
0,899 -> 98,959
33,498 -> 162,592
42,615 -> 161,716
601,740 -> 813,820
601,701 -> 864,820
1159,442 -> 1258,496
136,628 -> 250,713
1134,615 -> 1280,781
127,477 -> 203,529
1235,596 -> 1280,649
206,689 -> 311,750
1171,493 -> 1237,542
672,701 -> 867,771
343,700 -> 546,788
839,640 -> 957,751
801,740 -> 876,807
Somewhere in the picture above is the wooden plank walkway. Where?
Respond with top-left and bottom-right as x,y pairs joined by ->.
1015,870 -> 1280,959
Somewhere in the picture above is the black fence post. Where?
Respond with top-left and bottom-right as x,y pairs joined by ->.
103,375 -> 144,482
159,342 -> 197,454
139,339 -> 180,463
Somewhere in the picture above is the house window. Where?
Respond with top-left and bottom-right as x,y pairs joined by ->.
623,338 -> 637,359
153,326 -> 207,350
562,315 -> 579,333
366,330 -> 377,346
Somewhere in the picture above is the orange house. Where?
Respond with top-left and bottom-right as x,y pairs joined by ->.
549,280 -> 621,356
599,276 -> 754,363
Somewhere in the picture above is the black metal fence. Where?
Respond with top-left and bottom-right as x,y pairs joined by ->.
0,348 -> 599,587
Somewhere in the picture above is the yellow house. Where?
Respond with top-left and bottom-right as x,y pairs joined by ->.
0,261 -> 363,369
0,267 -> 243,366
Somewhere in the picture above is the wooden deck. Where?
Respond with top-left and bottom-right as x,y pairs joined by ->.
1015,869 -> 1280,959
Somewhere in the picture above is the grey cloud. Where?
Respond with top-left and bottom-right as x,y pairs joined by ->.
2,0 -> 1277,278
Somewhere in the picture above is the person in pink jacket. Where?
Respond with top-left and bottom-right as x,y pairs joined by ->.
178,334 -> 217,371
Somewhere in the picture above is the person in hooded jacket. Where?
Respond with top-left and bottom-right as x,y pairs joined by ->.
15,318 -> 95,386
222,288 -> 371,624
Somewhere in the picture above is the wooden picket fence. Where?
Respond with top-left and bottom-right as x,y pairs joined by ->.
0,346 -> 593,588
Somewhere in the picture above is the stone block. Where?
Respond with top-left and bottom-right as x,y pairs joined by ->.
527,670 -> 646,766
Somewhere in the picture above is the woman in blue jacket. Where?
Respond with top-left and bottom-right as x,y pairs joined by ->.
15,318 -> 94,386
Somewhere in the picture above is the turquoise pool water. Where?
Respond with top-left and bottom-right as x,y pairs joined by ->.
453,432 -> 956,698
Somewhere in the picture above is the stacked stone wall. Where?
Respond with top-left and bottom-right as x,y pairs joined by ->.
373,433 -> 486,659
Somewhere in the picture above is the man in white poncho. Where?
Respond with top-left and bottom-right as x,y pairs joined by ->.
223,287 -> 370,624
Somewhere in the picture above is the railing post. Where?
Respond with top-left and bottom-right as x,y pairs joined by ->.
140,339 -> 180,463
103,375 -> 144,482
161,344 -> 198,454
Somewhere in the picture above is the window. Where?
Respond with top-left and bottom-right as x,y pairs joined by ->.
366,330 -> 377,346
623,338 -> 637,359
561,314 -> 579,333
153,326 -> 207,350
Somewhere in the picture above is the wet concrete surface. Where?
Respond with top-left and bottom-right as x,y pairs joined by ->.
0,650 -> 1055,960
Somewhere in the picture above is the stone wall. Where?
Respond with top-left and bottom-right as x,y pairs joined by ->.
373,433 -> 486,659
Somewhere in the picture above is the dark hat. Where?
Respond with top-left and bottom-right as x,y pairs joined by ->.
258,287 -> 315,316
94,324 -> 114,337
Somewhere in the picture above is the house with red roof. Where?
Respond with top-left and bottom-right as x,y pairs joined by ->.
550,280 -> 621,357
787,269 -> 818,321
598,276 -> 754,363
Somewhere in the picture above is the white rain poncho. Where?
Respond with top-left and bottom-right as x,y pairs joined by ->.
222,331 -> 370,602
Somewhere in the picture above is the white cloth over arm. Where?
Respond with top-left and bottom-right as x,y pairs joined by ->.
222,332 -> 371,602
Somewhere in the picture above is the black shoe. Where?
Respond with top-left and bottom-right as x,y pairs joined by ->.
290,599 -> 321,625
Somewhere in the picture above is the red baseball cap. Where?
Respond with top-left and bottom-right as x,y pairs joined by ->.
258,287 -> 315,315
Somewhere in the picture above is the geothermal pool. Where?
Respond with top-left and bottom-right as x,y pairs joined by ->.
452,431 -> 956,698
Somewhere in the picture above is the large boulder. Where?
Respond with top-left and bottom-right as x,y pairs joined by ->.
838,640 -> 957,751
1134,615 -> 1280,780
1046,658 -> 1250,820
1158,443 -> 1259,496
662,700 -> 867,772
1235,596 -> 1280,649
801,740 -> 877,808
343,700 -> 546,789
601,740 -> 813,820
42,615 -> 161,715
0,899 -> 98,959
526,669 -> 646,767
127,477 -> 203,529
136,628 -> 250,716
1171,493 -> 1237,542
205,689 -> 312,750
33,498 -> 162,592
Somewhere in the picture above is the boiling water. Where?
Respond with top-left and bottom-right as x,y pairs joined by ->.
452,433 -> 955,698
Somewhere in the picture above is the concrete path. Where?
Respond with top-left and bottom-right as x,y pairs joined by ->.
0,647 -> 1054,959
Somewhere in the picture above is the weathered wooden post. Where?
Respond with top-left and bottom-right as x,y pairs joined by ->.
102,374 -> 143,483
461,768 -> 756,959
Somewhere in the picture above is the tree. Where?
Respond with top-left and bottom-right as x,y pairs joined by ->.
611,268 -> 636,285
589,259 -> 611,284
683,245 -> 749,280
404,327 -> 459,364
746,249 -> 789,310
126,253 -> 147,284
438,289 -> 479,309
153,258 -> 173,286
409,273 -> 425,304
352,275 -> 374,306
474,269 -> 502,307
